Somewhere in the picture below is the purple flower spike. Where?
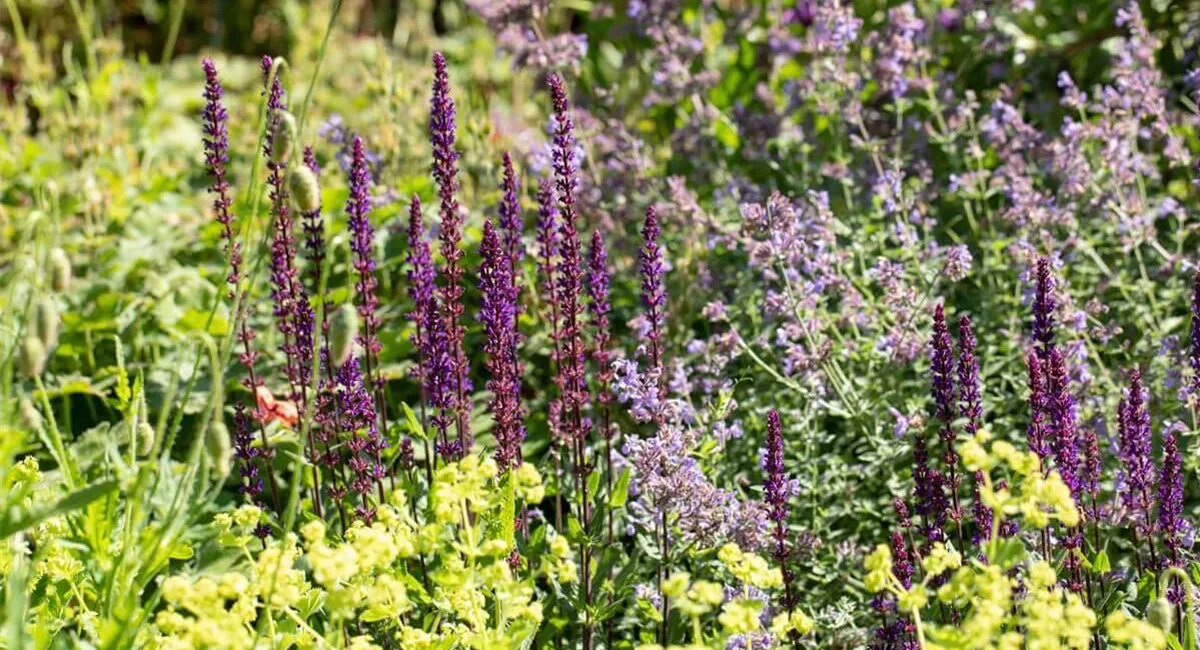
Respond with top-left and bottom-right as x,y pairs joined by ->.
431,52 -> 471,449
1045,347 -> 1080,499
1190,271 -> 1200,400
1159,424 -> 1185,600
1026,351 -> 1051,461
480,220 -> 525,471
548,73 -> 591,446
498,151 -> 525,273
587,231 -> 614,420
955,315 -> 992,544
929,305 -> 961,533
201,58 -> 241,299
1117,370 -> 1156,539
1032,258 -> 1057,360
347,135 -> 381,366
640,205 -> 667,384
407,197 -> 456,457
763,410 -> 796,610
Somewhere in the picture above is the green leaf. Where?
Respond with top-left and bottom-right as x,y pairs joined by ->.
1092,550 -> 1110,575
401,402 -> 427,441
608,469 -> 631,508
0,479 -> 119,539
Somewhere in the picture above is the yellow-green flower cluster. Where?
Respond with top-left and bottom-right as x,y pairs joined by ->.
959,430 -> 1079,529
151,456 -> 549,649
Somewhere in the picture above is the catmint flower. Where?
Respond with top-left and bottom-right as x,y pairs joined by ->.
1117,369 -> 1156,538
201,58 -> 240,298
498,151 -> 524,272
431,52 -> 471,448
1032,257 -> 1057,359
480,221 -> 525,470
640,205 -> 667,382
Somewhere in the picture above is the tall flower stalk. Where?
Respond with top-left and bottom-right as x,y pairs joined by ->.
498,151 -> 524,275
640,205 -> 667,393
430,52 -> 471,452
406,195 -> 442,480
763,410 -> 795,612
346,134 -> 387,499
930,305 -> 962,544
201,58 -> 278,513
548,71 -> 594,650
480,221 -> 525,471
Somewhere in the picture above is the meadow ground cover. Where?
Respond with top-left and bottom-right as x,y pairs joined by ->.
3,0 -> 1200,648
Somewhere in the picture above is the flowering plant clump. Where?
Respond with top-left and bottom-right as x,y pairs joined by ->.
5,1 -> 1200,648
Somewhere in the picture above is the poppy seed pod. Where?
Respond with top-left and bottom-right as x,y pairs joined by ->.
1147,596 -> 1174,633
271,111 -> 297,164
136,422 -> 156,456
205,421 -> 232,478
18,335 -> 47,378
19,397 -> 43,431
33,298 -> 60,350
49,248 -> 71,291
288,165 -> 321,213
329,303 -> 359,369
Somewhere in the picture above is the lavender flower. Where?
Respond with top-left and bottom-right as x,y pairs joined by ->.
498,151 -> 524,272
200,58 -> 240,299
480,220 -> 525,470
640,205 -> 667,383
431,52 -> 471,449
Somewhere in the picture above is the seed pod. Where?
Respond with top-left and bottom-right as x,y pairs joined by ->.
1147,596 -> 1174,633
33,298 -> 60,350
49,248 -> 71,291
328,304 -> 359,369
18,335 -> 46,378
288,165 -> 321,213
19,397 -> 43,431
205,421 -> 233,478
271,111 -> 297,164
136,422 -> 156,456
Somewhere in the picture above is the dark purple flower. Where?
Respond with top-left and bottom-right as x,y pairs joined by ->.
1026,351 -> 1051,461
480,220 -> 525,470
431,52 -> 471,450
763,410 -> 790,561
640,205 -> 667,385
1046,346 -> 1080,498
347,135 -> 381,368
1190,271 -> 1200,399
498,151 -> 525,273
955,315 -> 992,544
1159,423 -> 1185,601
1033,258 -> 1057,360
406,196 -> 456,457
587,231 -> 614,418
317,356 -> 382,520
911,430 -> 947,544
929,305 -> 961,533
548,73 -> 591,447
1117,369 -> 1156,538
201,58 -> 241,299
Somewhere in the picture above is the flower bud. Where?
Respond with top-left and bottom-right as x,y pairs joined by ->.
1147,596 -> 1174,633
136,422 -> 156,456
18,335 -> 47,378
205,421 -> 233,478
19,397 -> 43,431
33,298 -> 60,350
271,111 -> 297,164
328,304 -> 359,369
49,248 -> 71,291
288,165 -> 321,213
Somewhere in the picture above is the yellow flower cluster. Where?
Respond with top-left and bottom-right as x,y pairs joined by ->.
151,457 -> 549,649
959,430 -> 1079,530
